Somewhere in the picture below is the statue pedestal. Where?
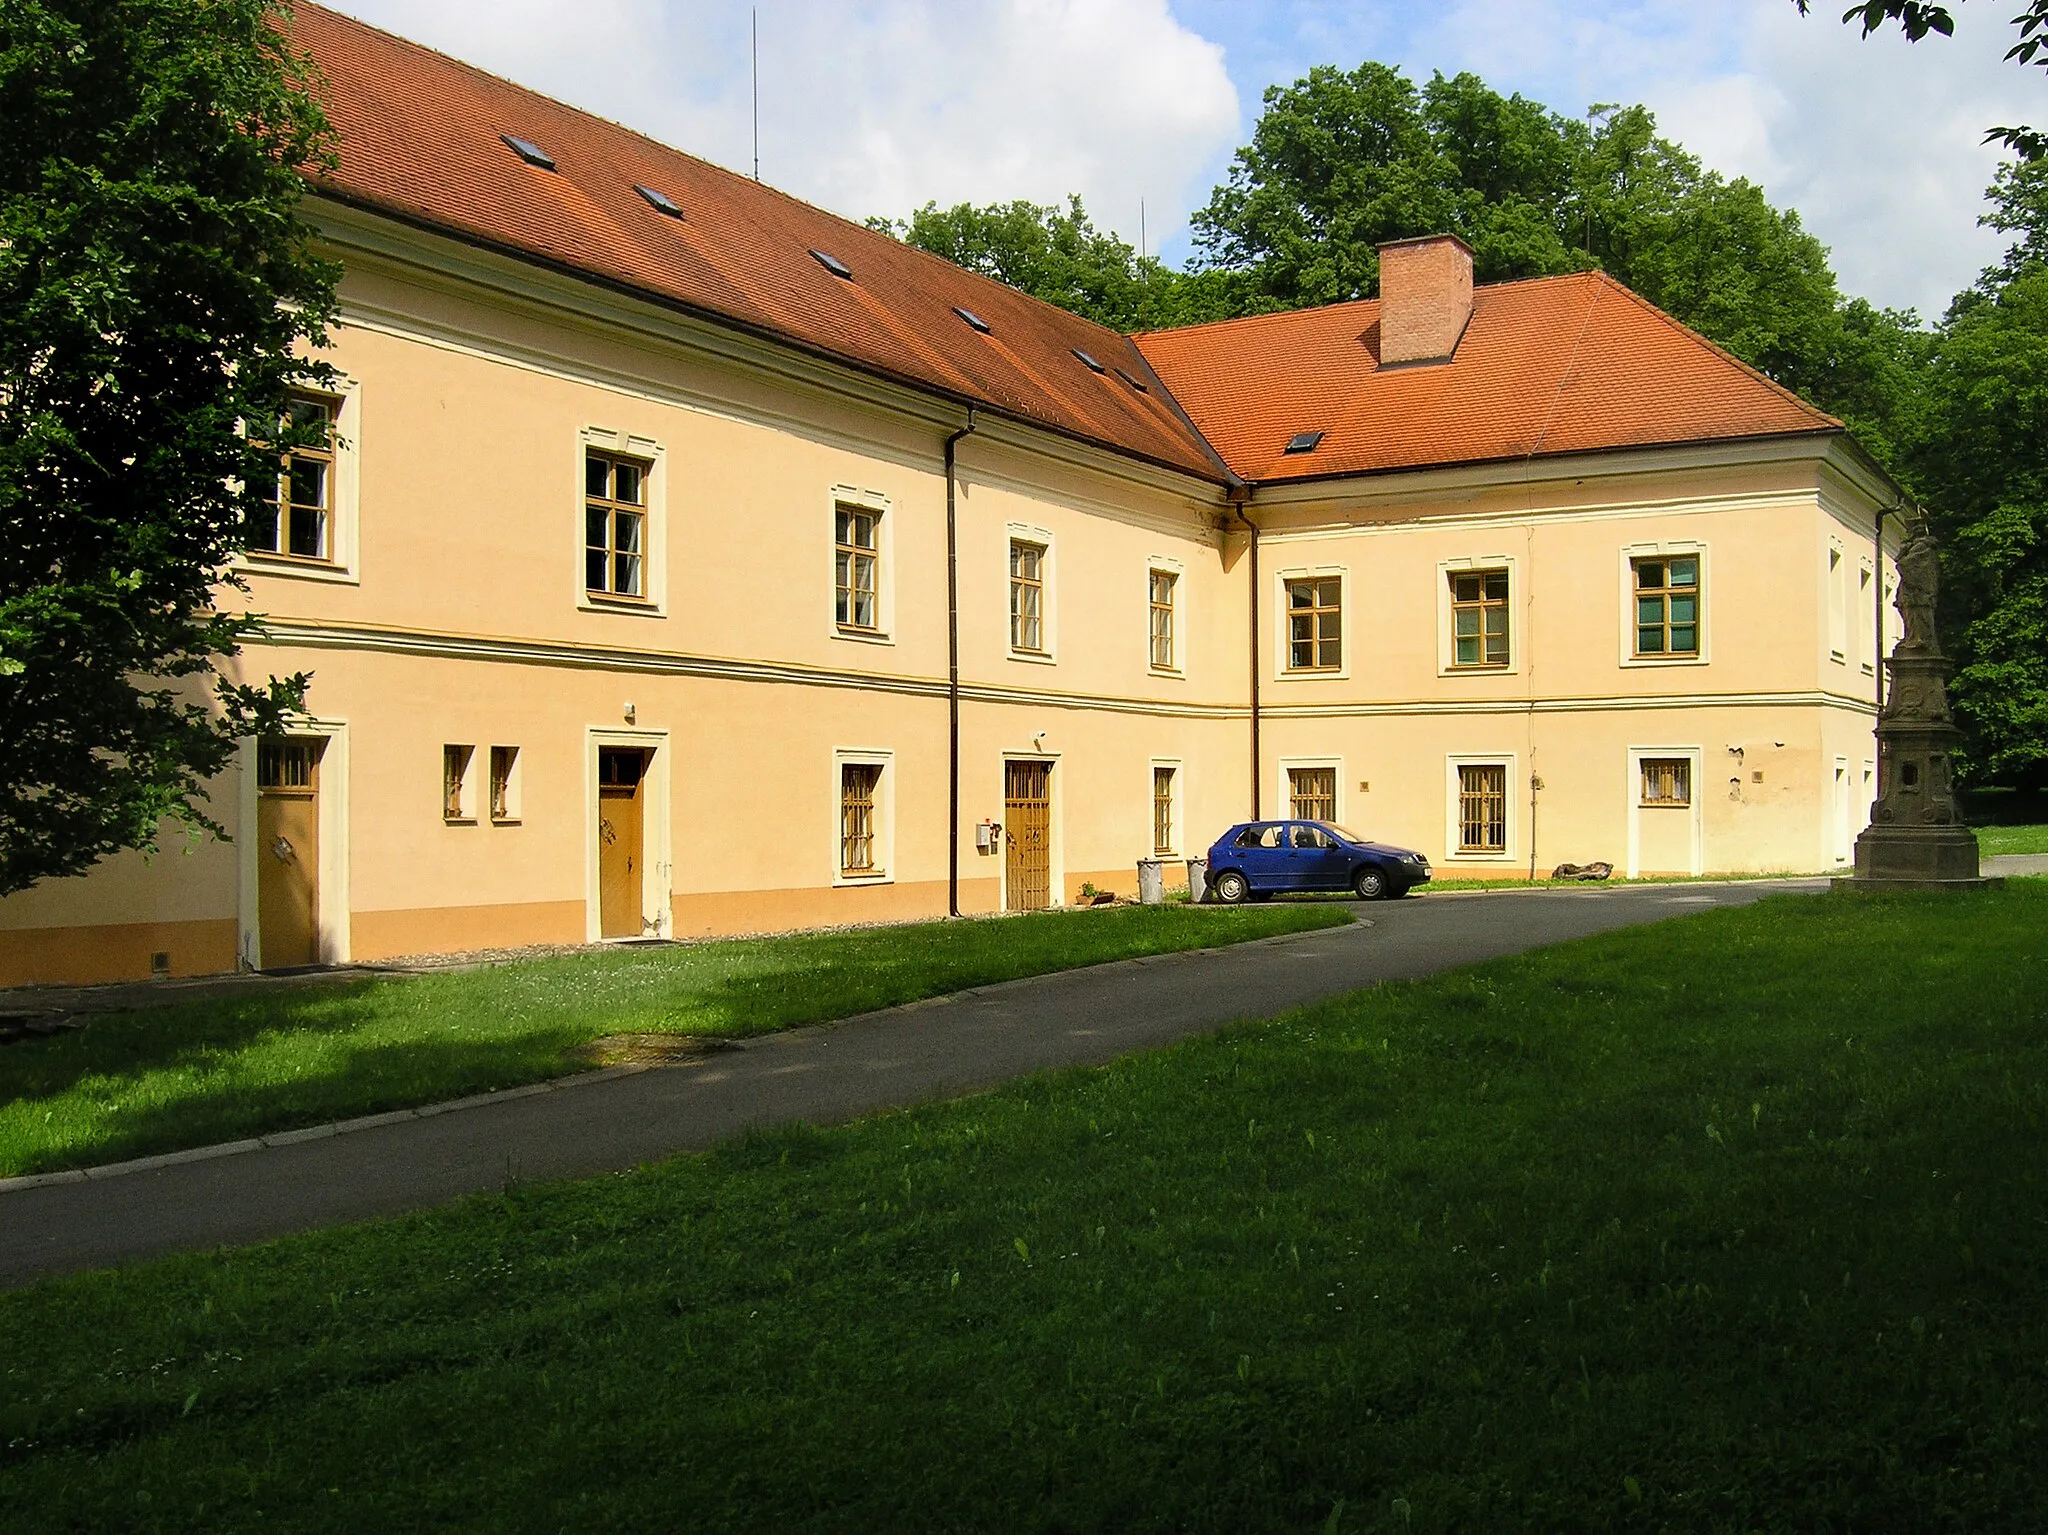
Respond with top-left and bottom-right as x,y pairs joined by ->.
1837,647 -> 1999,892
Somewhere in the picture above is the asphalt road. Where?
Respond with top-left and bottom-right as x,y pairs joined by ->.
0,879 -> 1827,1289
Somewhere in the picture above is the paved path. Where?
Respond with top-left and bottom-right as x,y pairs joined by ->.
0,880 -> 1826,1288
1985,853 -> 2048,877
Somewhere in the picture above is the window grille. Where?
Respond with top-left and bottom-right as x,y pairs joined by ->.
1457,764 -> 1508,852
840,763 -> 881,873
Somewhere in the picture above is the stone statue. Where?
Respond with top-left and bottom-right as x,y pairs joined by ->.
1897,513 -> 1940,652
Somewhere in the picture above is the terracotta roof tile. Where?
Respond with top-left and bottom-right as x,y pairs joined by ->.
1135,271 -> 1840,483
283,3 -> 1228,482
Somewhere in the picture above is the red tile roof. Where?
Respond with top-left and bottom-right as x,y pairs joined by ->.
283,3 -> 1229,482
1134,272 -> 1840,484
285,5 -> 1839,494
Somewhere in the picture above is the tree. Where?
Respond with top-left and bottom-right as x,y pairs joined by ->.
1792,1 -> 2048,159
0,0 -> 337,896
868,197 -> 1243,331
1909,164 -> 2048,782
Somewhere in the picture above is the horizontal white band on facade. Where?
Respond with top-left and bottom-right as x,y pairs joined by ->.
1265,690 -> 1879,719
249,619 -> 1877,724
246,618 -> 1251,720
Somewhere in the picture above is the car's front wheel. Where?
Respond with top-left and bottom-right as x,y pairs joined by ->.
1353,865 -> 1388,901
1210,869 -> 1249,904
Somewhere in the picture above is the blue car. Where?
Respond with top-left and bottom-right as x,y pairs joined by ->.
1203,820 -> 1431,903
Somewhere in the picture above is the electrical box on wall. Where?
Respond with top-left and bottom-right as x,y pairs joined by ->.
975,820 -> 1001,851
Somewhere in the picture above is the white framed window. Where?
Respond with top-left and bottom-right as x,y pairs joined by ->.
1857,560 -> 1877,675
1276,565 -> 1348,679
832,748 -> 895,884
1150,758 -> 1182,856
238,376 -> 361,585
1146,557 -> 1185,674
1444,754 -> 1516,861
830,485 -> 894,644
1007,523 -> 1056,662
577,426 -> 666,616
1618,541 -> 1708,668
1437,555 -> 1519,675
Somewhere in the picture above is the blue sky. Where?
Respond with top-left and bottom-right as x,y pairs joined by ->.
326,1 -> 2042,319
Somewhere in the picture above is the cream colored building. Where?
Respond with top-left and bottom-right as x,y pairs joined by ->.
0,6 -> 1901,987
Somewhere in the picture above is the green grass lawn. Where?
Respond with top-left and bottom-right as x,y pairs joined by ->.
1978,821 -> 2048,856
0,903 -> 1348,1178
4,884 -> 2045,1531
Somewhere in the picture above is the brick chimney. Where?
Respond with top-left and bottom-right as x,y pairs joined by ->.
1377,234 -> 1474,366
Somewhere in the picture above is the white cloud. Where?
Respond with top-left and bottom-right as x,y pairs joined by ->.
322,0 -> 1240,254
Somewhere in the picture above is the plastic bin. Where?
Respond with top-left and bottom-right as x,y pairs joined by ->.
1186,857 -> 1208,904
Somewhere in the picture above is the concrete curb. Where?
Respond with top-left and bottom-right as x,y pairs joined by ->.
0,1062 -> 654,1197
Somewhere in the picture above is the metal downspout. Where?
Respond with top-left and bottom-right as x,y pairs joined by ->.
944,410 -> 977,916
1242,498 -> 1261,820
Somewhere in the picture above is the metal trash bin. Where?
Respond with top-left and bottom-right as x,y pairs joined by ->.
1136,858 -> 1166,906
1186,857 -> 1208,904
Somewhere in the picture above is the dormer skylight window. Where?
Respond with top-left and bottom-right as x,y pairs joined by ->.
1284,430 -> 1325,454
1114,367 -> 1151,394
501,135 -> 556,170
634,184 -> 684,219
809,248 -> 854,280
1072,349 -> 1107,374
953,306 -> 992,334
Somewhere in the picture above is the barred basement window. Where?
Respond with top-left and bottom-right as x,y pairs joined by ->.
840,762 -> 881,874
585,451 -> 648,599
1289,766 -> 1336,823
1286,578 -> 1342,671
1449,569 -> 1510,667
489,746 -> 520,822
1457,764 -> 1507,852
835,504 -> 880,631
1640,757 -> 1692,807
1634,556 -> 1700,657
444,744 -> 475,822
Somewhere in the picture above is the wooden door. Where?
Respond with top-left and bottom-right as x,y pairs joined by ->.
598,747 -> 647,938
257,738 -> 322,968
1004,759 -> 1052,911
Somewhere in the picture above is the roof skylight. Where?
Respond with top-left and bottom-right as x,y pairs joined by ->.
501,135 -> 556,170
1071,348 -> 1107,374
634,184 -> 684,219
1114,367 -> 1151,394
953,306 -> 992,334
809,248 -> 854,280
1283,430 -> 1325,454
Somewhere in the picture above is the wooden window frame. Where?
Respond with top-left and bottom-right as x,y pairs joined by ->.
585,448 -> 652,603
1148,568 -> 1178,672
489,745 -> 521,824
1456,763 -> 1508,854
831,749 -> 894,885
839,762 -> 882,875
1448,568 -> 1510,669
1009,538 -> 1049,656
1151,762 -> 1178,856
248,390 -> 340,566
1631,554 -> 1702,660
834,502 -> 883,635
1639,756 -> 1692,808
443,744 -> 476,824
1288,765 -> 1338,823
1283,574 -> 1344,674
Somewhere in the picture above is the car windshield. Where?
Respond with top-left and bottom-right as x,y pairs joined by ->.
1318,823 -> 1368,845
